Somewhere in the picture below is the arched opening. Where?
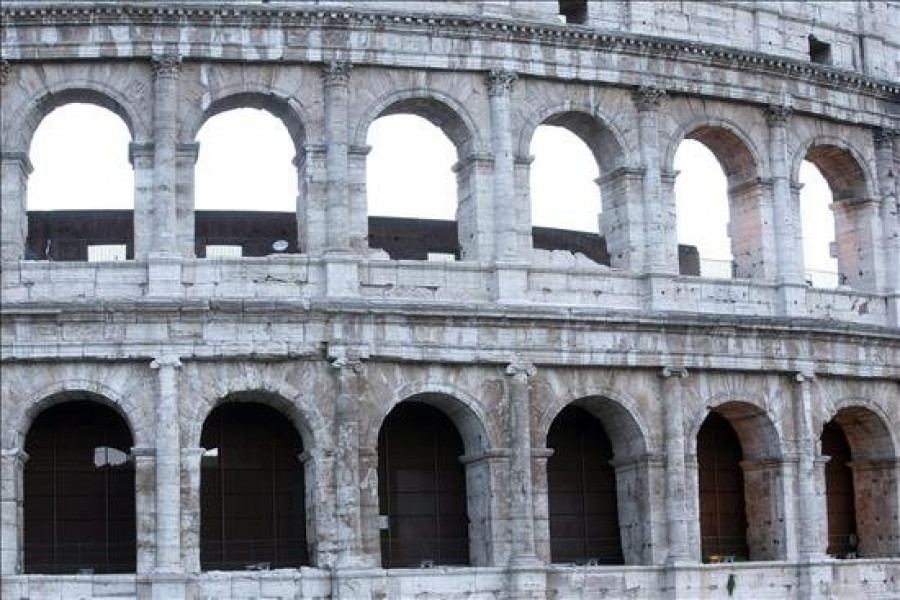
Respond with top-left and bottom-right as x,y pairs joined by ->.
26,104 -> 134,261
674,140 -> 732,277
366,113 -> 459,261
799,161 -> 839,287
194,108 -> 299,258
695,403 -> 785,562
697,411 -> 749,561
673,127 -> 762,279
823,406 -> 898,558
821,420 -> 856,557
529,122 -> 607,266
801,144 -> 876,290
377,401 -> 469,567
546,405 -> 622,564
23,400 -> 136,574
200,401 -> 308,570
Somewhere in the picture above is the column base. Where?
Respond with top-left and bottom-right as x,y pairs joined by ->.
149,570 -> 188,600
507,560 -> 547,600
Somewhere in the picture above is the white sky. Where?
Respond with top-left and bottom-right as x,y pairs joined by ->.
27,103 -> 837,276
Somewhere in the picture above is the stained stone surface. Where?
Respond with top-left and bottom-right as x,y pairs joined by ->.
1,1 -> 899,599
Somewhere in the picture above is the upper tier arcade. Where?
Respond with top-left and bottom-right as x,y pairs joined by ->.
1,0 -> 899,330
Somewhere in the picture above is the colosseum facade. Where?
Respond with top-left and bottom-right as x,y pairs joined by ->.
1,1 -> 899,598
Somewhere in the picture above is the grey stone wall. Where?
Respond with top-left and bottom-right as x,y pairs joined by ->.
1,1 -> 899,599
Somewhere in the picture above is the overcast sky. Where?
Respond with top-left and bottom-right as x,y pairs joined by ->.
27,104 -> 837,279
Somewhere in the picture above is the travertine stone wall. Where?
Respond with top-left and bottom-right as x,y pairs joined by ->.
2,1 -> 899,599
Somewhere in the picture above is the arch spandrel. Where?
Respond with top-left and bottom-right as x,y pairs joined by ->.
4,379 -> 149,452
363,382 -> 495,456
685,396 -> 783,460
790,134 -> 877,201
817,396 -> 898,461
536,386 -> 653,459
662,116 -> 766,186
3,72 -> 149,154
179,70 -> 317,152
514,96 -> 636,175
182,364 -> 331,453
350,84 -> 487,159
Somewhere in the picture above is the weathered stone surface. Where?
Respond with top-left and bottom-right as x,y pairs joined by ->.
2,1 -> 899,599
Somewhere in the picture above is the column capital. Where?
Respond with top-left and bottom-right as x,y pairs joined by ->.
793,369 -> 815,383
874,127 -> 897,149
0,58 -> 10,86
151,355 -> 182,370
486,68 -> 517,96
766,104 -> 793,126
632,85 -> 665,112
322,60 -> 352,86
151,53 -> 182,79
1,151 -> 33,175
660,366 -> 689,379
505,358 -> 536,378
1,447 -> 29,464
331,354 -> 365,374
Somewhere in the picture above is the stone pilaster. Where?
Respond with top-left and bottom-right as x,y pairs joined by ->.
791,370 -> 826,560
633,86 -> 677,275
176,142 -> 200,259
131,446 -> 157,575
0,152 -> 33,263
766,103 -> 807,314
0,449 -> 27,576
323,60 -> 352,253
150,53 -> 182,257
150,356 -> 183,574
487,69 -> 519,262
129,142 -> 155,261
296,144 -> 328,255
330,354 -> 366,569
179,446 -> 204,574
0,59 -> 10,86
505,360 -> 539,564
454,152 -> 496,261
659,367 -> 691,564
874,128 -> 899,324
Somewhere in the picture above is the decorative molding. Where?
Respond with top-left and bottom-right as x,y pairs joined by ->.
505,358 -> 536,378
150,355 -> 182,369
766,104 -> 793,126
486,69 -> 517,96
660,366 -> 689,379
322,60 -> 352,86
873,127 -> 896,149
632,85 -> 665,112
151,53 -> 182,79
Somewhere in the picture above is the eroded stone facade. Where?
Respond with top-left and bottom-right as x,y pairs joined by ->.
2,1 -> 899,599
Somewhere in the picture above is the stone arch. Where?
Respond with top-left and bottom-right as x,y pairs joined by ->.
517,104 -> 632,174
188,376 -> 329,453
818,401 -> 899,558
540,391 -> 654,565
793,136 -> 875,201
537,387 -> 651,459
664,117 -> 770,279
818,397 -> 896,460
686,398 -> 782,459
183,88 -> 310,153
793,136 -> 880,290
352,88 -> 485,158
365,383 -> 492,456
8,380 -> 145,451
6,84 -> 141,154
664,117 -> 764,184
690,399 -> 787,561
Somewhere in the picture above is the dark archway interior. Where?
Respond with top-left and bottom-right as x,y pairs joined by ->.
697,411 -> 749,561
821,420 -> 857,557
200,402 -> 308,570
546,405 -> 623,564
377,401 -> 469,568
24,400 -> 136,574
